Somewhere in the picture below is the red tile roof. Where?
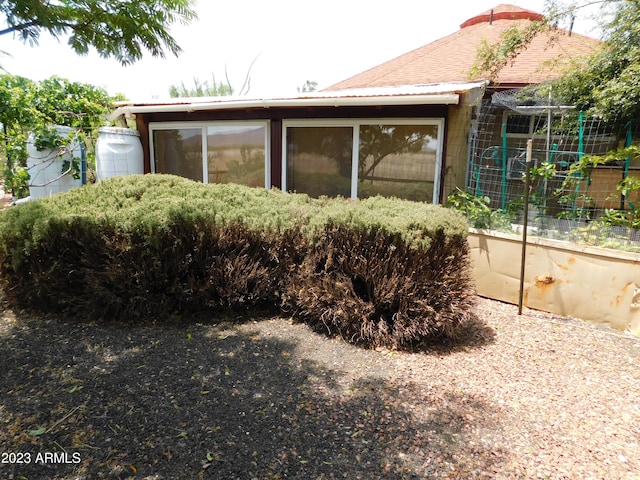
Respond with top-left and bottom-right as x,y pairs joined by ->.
324,4 -> 600,91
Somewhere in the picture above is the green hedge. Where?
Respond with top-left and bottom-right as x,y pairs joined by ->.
0,174 -> 476,349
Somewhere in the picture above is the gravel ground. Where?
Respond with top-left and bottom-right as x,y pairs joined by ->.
0,297 -> 639,479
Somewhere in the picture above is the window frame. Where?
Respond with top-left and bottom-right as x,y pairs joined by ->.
502,112 -> 549,139
149,120 -> 271,187
282,118 -> 445,203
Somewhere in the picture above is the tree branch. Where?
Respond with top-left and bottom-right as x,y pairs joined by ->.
0,20 -> 39,37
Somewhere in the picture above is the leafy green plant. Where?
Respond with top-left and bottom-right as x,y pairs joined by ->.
33,125 -> 67,151
598,209 -> 640,228
553,148 -> 640,226
61,159 -> 82,180
2,164 -> 29,199
594,177 -> 640,229
619,176 -> 640,210
0,75 -> 116,198
530,160 -> 558,180
446,188 -> 517,232
556,199 -> 594,221
446,188 -> 493,228
505,196 -> 525,219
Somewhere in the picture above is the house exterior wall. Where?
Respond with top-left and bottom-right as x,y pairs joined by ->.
135,115 -> 151,174
443,101 -> 474,199
134,104 -> 456,201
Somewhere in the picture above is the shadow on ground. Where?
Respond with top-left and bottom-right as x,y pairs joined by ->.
0,309 -> 503,479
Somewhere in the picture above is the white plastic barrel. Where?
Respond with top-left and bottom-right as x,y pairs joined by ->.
26,125 -> 83,200
95,127 -> 144,181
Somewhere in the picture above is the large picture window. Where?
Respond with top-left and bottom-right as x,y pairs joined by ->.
150,121 -> 269,187
283,119 -> 444,203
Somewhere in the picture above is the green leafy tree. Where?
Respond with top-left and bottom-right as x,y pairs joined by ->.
0,0 -> 197,65
169,58 -> 260,97
297,80 -> 318,93
169,74 -> 236,97
471,1 -> 640,121
0,74 -> 116,197
557,1 -> 640,120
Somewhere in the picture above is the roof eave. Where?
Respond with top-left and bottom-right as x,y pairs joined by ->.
107,93 -> 462,122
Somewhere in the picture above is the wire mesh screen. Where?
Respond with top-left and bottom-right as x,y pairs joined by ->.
464,89 -> 640,251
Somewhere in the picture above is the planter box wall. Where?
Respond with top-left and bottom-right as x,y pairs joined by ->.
468,229 -> 640,336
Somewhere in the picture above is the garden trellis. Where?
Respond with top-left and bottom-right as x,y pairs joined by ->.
464,87 -> 640,250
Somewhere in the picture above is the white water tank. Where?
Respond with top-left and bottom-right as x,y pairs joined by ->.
26,125 -> 83,200
95,127 -> 144,181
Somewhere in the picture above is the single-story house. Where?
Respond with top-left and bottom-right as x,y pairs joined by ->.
108,4 -> 600,204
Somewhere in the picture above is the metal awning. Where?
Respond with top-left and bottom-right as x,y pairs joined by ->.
107,81 -> 487,121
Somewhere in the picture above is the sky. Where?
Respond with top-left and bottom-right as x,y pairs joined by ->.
0,0 -> 601,101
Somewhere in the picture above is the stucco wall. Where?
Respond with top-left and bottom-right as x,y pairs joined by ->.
443,101 -> 474,199
468,229 -> 640,335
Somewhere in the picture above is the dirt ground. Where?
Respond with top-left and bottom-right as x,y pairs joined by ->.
0,297 -> 639,479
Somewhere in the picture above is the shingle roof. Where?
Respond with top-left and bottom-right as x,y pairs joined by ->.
324,4 -> 600,91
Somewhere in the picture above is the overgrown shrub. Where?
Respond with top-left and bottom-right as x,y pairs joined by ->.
24,217 -> 303,320
0,174 -> 476,349
282,198 -> 476,349
0,175 -> 307,320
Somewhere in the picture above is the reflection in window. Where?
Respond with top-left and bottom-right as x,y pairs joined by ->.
505,114 -> 547,136
505,115 -> 531,135
153,128 -> 203,181
207,125 -> 266,187
286,126 -> 353,198
358,124 -> 439,202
